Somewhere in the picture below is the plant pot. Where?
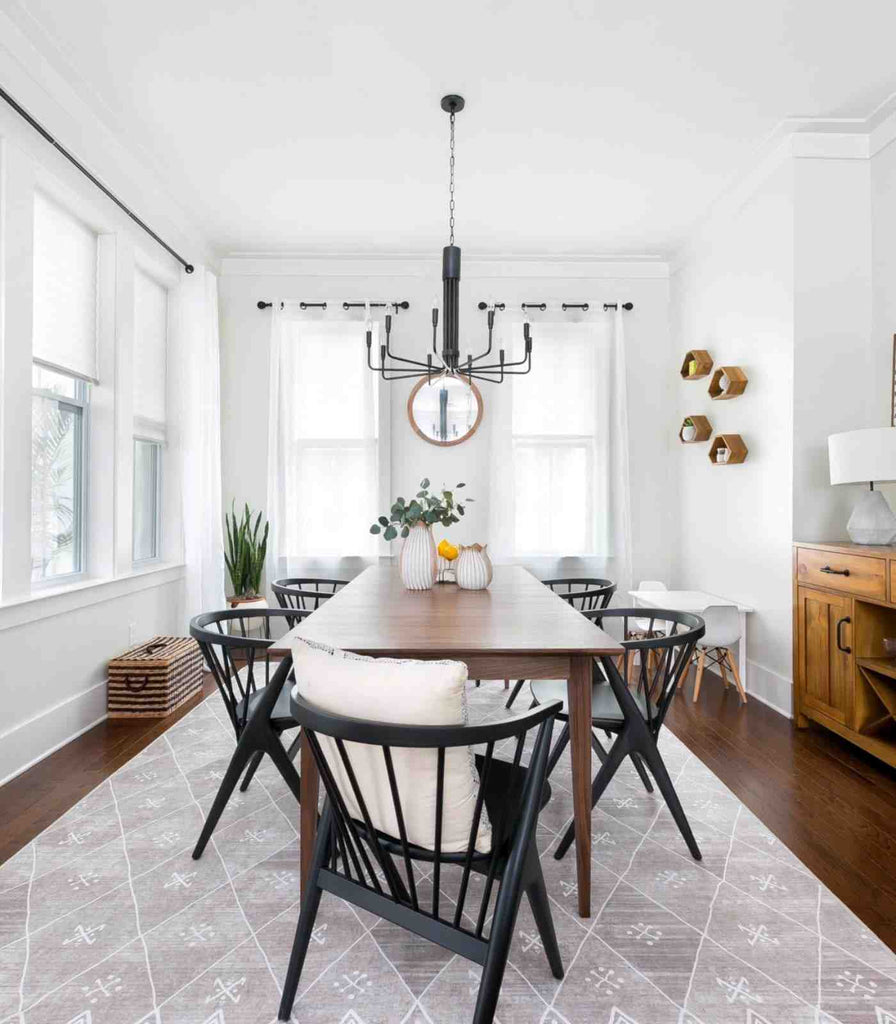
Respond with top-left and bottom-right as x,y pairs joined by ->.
715,448 -> 730,464
227,595 -> 268,635
682,424 -> 697,442
455,544 -> 492,590
399,523 -> 437,590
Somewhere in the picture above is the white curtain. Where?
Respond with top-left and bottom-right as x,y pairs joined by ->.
267,306 -> 389,582
172,266 -> 225,623
488,309 -> 631,589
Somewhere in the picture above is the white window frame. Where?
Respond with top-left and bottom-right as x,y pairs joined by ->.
132,436 -> 162,564
30,365 -> 90,587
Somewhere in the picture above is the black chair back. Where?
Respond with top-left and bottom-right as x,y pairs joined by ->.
543,577 -> 616,612
292,692 -> 558,936
272,577 -> 348,620
189,608 -> 310,738
584,607 -> 704,734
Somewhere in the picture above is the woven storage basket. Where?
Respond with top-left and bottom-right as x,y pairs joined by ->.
108,636 -> 204,718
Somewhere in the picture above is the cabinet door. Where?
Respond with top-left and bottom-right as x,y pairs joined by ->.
797,587 -> 853,726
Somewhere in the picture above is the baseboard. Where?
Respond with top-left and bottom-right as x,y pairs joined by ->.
0,679 -> 108,786
702,660 -> 793,719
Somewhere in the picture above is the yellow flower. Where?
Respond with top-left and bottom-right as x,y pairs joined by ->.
437,539 -> 459,561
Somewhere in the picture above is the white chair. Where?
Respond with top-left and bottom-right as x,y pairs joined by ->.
629,580 -> 667,638
692,605 -> 747,704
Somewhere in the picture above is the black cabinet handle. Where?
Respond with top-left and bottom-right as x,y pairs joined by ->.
821,565 -> 850,577
836,616 -> 851,654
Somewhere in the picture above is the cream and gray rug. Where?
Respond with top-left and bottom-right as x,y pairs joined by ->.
1,682 -> 894,1024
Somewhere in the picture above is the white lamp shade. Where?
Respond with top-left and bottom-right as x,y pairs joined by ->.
828,427 -> 896,485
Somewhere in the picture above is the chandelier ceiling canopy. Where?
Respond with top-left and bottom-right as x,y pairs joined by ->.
367,95 -> 532,384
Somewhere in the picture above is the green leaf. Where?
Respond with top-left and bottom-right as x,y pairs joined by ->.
370,524 -> 381,534
456,482 -> 465,488
384,525 -> 398,541
457,504 -> 464,514
378,516 -> 389,527
420,478 -> 430,489
401,525 -> 409,538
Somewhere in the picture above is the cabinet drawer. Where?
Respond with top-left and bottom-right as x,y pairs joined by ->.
796,547 -> 886,600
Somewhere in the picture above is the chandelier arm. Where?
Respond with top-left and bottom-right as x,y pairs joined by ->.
382,313 -> 433,369
467,308 -> 495,364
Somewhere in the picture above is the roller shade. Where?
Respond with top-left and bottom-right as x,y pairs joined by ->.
32,190 -> 98,383
133,267 -> 168,438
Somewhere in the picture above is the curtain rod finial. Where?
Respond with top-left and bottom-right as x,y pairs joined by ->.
184,264 -> 195,274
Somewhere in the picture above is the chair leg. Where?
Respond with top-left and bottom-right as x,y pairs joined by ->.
265,730 -> 303,804
629,751 -> 654,794
554,728 -> 629,860
717,652 -> 730,689
546,722 -> 571,778
639,738 -> 702,861
239,749 -> 265,793
524,848 -> 563,979
278,807 -> 332,1021
285,730 -> 303,760
726,649 -> 747,704
192,740 -> 255,860
472,852 -> 526,1024
504,679 -> 509,690
692,650 -> 706,703
505,679 -> 526,709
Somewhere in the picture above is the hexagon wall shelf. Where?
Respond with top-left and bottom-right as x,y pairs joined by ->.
709,434 -> 748,465
679,415 -> 712,444
679,350 -> 713,380
709,366 -> 748,400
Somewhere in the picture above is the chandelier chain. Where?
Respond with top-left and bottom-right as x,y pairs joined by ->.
448,111 -> 456,245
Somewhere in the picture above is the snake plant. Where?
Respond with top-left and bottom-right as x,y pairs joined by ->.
225,501 -> 269,598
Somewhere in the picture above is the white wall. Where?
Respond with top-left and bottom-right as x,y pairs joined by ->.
218,256 -> 674,587
670,153 -> 796,715
0,29 -> 215,784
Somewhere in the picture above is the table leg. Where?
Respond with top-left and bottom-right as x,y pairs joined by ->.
300,735 -> 320,896
739,613 -> 748,693
567,654 -> 593,918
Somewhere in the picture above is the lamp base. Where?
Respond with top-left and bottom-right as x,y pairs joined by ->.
846,489 -> 896,545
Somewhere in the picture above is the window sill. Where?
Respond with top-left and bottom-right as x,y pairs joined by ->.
0,562 -> 186,632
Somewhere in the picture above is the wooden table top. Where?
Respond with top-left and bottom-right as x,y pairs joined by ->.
280,564 -> 623,657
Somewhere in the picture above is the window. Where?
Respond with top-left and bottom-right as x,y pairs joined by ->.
133,268 -> 168,562
270,319 -> 382,560
31,365 -> 89,581
31,191 -> 98,583
133,439 -> 161,561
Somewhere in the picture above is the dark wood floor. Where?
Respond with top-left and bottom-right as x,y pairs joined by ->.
2,669 -> 895,949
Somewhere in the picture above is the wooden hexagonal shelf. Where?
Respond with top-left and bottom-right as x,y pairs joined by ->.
709,434 -> 748,465
679,415 -> 712,444
680,350 -> 713,380
708,365 -> 748,400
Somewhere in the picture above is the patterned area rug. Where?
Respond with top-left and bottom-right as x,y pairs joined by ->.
1,682 -> 894,1024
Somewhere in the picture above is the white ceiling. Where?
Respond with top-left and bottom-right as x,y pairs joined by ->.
4,0 -> 896,258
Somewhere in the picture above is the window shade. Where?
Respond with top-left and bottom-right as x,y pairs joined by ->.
32,191 -> 99,383
133,268 -> 168,436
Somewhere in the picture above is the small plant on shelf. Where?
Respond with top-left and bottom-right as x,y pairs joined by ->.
225,501 -> 269,601
370,479 -> 472,541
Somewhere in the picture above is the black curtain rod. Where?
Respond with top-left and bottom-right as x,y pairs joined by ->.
257,300 -> 410,311
478,301 -> 634,312
0,83 -> 194,274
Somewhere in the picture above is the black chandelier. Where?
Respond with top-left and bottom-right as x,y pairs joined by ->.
366,95 -> 532,384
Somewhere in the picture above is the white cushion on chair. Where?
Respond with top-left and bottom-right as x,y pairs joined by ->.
291,638 -> 491,854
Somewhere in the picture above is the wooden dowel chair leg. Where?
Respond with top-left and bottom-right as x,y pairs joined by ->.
726,649 -> 747,704
693,650 -> 706,703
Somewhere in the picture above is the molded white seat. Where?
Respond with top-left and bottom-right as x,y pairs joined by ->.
692,604 -> 746,705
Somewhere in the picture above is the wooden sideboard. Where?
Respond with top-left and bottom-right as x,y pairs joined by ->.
794,541 -> 896,768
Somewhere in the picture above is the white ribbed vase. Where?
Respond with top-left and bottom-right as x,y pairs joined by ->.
455,544 -> 492,590
399,523 -> 437,590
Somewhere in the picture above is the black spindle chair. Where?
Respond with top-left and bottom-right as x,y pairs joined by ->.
272,577 -> 348,625
505,577 -> 617,710
278,679 -> 564,1024
536,608 -> 705,863
189,608 -> 311,859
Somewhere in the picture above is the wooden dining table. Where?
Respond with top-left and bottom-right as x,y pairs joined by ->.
278,563 -> 623,918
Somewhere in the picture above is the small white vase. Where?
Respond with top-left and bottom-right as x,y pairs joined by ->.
455,544 -> 492,590
682,424 -> 697,442
399,523 -> 437,590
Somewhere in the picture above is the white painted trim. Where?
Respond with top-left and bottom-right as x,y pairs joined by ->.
698,661 -> 793,720
0,683 -> 108,787
0,562 -> 185,631
747,687 -> 793,720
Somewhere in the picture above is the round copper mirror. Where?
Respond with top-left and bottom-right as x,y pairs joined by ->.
407,374 -> 483,447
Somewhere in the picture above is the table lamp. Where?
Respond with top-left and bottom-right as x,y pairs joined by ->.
828,427 -> 896,544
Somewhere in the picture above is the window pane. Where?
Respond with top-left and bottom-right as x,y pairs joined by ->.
133,440 -> 160,561
134,269 -> 168,427
32,363 -> 79,399
32,395 -> 82,580
513,442 -> 589,555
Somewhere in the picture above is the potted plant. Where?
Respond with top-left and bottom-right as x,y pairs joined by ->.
225,502 -> 269,610
681,417 -> 697,442
370,478 -> 472,590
